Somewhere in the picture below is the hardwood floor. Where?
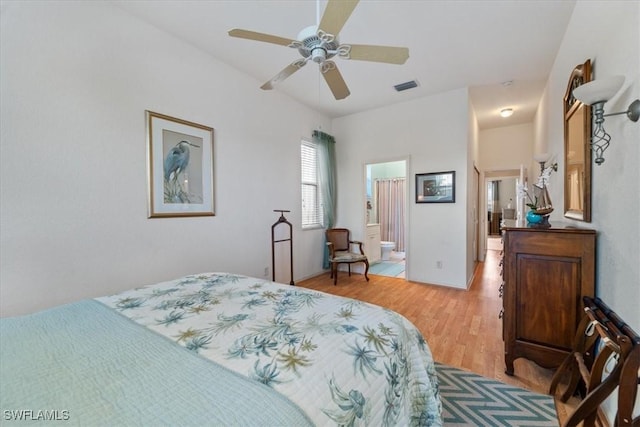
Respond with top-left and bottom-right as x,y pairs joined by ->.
297,248 -> 566,399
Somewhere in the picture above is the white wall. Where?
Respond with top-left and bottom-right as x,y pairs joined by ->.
332,88 -> 471,289
479,123 -> 535,172
0,1 -> 331,316
497,180 -> 517,211
541,5 -> 640,421
536,6 -> 640,417
538,1 -> 639,332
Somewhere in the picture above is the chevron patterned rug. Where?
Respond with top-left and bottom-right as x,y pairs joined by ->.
436,363 -> 557,426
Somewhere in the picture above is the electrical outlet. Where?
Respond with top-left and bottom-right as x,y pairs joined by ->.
264,267 -> 270,277
436,261 -> 443,269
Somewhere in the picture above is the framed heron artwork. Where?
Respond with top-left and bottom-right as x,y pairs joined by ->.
146,111 -> 214,218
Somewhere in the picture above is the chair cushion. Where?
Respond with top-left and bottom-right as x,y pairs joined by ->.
331,251 -> 367,262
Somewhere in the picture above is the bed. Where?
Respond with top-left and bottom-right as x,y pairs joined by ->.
1,273 -> 442,426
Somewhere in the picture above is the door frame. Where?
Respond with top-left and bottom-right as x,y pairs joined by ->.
480,169 -> 521,261
473,166 -> 480,264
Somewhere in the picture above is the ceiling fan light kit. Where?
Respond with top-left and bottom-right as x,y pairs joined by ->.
228,0 -> 410,100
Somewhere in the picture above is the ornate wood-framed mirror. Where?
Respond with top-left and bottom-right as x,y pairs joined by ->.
563,59 -> 592,222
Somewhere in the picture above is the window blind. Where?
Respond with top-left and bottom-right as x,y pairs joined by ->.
301,140 -> 323,228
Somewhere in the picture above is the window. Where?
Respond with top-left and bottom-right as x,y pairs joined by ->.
301,139 -> 323,228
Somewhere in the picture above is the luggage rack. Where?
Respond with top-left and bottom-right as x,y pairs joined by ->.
549,296 -> 639,426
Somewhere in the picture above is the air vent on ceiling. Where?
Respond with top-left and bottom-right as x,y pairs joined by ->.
394,80 -> 419,92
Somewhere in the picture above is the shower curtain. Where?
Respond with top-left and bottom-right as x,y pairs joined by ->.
374,178 -> 405,252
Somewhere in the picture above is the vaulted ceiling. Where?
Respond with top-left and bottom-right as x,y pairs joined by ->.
113,0 -> 576,129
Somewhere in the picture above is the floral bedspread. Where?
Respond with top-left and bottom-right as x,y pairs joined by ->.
97,273 -> 442,426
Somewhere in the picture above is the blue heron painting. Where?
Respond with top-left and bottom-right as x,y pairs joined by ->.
164,140 -> 200,203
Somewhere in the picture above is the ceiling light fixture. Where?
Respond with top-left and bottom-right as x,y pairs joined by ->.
572,75 -> 640,165
500,108 -> 514,118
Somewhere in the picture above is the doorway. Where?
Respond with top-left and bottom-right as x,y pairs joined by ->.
486,178 -> 517,236
482,171 -> 521,260
364,159 -> 408,279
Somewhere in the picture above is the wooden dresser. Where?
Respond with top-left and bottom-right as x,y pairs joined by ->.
501,224 -> 596,375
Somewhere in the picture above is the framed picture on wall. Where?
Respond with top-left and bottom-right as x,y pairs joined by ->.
416,171 -> 455,203
146,110 -> 215,218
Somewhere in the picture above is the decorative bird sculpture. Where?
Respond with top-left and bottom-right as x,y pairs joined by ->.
164,140 -> 199,182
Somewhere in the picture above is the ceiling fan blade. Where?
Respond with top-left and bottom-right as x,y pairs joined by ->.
228,28 -> 297,47
260,60 -> 307,90
340,44 -> 410,64
318,0 -> 359,37
321,61 -> 350,100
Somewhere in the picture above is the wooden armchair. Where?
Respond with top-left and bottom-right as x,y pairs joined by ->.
325,228 -> 369,286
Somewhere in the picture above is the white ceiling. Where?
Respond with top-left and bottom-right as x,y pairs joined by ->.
112,0 -> 576,129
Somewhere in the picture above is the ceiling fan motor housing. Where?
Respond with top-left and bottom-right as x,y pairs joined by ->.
297,25 -> 338,63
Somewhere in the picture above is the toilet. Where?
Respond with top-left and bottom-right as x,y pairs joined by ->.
380,241 -> 396,261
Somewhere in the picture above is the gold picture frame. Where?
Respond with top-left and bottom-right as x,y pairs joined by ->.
146,111 -> 214,218
563,60 -> 592,222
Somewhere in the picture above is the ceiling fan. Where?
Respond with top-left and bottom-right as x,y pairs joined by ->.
228,0 -> 409,100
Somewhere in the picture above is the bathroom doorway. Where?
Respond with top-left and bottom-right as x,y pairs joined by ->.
364,159 -> 408,279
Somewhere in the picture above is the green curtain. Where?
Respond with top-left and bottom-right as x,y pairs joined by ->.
313,130 -> 336,269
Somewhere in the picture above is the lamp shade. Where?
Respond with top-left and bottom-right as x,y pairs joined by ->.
573,75 -> 625,105
533,153 -> 550,163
